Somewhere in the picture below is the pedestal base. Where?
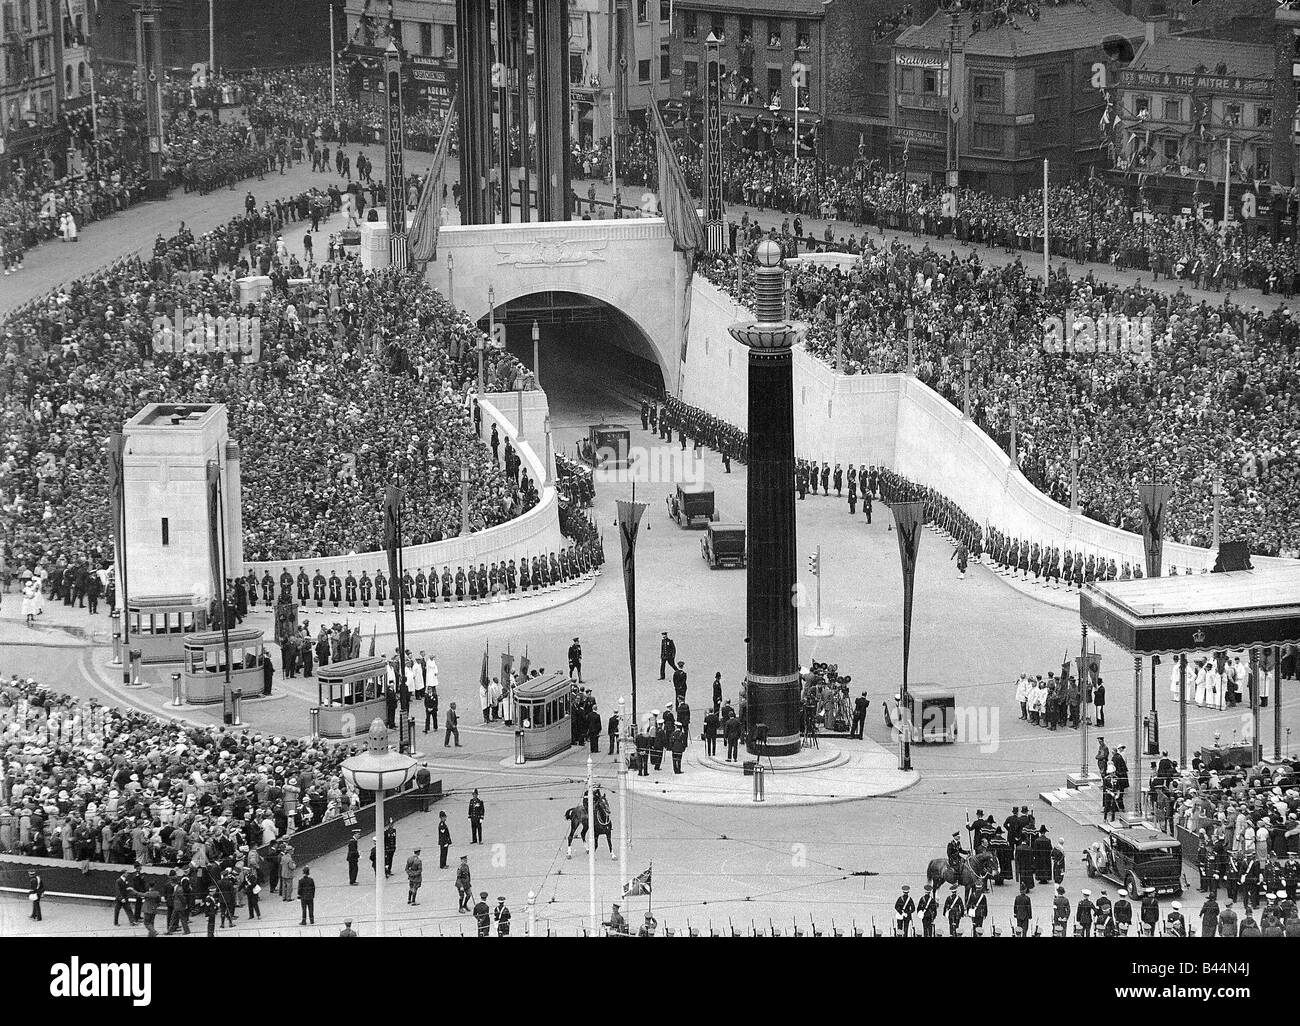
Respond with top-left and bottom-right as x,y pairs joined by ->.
804,623 -> 835,637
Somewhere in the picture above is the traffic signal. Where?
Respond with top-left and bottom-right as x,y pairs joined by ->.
808,551 -> 820,577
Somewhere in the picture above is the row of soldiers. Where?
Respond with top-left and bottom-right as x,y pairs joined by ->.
646,396 -> 749,467
1195,841 -> 1300,908
237,540 -> 604,611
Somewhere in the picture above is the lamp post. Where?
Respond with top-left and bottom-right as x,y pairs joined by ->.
483,285 -> 494,394
459,464 -> 471,536
329,0 -> 337,107
532,319 -> 540,387
340,720 -> 418,938
962,351 -> 971,420
834,306 -> 843,371
1070,438 -> 1080,514
906,313 -> 914,374
447,252 -> 455,305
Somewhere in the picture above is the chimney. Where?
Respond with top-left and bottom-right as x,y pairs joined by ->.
1144,13 -> 1169,47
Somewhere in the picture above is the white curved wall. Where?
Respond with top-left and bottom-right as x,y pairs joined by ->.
682,278 -> 1289,573
244,391 -> 565,580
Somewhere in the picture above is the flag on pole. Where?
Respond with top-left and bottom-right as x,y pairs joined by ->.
382,484 -> 404,597
624,865 -> 652,896
520,646 -> 531,679
205,459 -> 223,603
1137,482 -> 1173,579
369,625 -> 377,657
648,101 -> 706,264
480,639 -> 491,692
616,500 -> 648,722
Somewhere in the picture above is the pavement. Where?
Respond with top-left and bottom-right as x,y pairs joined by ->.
3,146 -> 1299,937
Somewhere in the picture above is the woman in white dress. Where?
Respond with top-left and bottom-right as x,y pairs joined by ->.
22,578 -> 40,624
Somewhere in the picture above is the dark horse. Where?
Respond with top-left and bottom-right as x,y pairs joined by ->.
565,789 -> 614,859
926,851 -> 999,901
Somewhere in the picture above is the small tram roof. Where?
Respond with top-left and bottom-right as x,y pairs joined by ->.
315,655 -> 390,680
183,628 -> 265,649
513,670 -> 574,702
129,594 -> 210,610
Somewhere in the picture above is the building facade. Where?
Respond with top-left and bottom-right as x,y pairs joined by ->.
891,0 -> 1145,196
1113,27 -> 1272,217
1,0 -> 63,139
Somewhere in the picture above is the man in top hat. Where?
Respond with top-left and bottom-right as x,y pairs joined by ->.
894,884 -> 916,936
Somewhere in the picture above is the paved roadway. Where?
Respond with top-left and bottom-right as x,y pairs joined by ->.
2,142 -> 1297,937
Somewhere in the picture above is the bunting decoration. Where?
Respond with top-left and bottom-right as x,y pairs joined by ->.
408,93 -> 459,268
891,501 -> 924,771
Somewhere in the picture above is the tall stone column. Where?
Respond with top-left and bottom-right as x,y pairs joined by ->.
729,240 -> 803,756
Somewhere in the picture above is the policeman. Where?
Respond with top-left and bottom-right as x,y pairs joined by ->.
946,831 -> 969,877
894,884 -> 916,937
494,896 -> 511,936
943,883 -> 966,937
917,883 -> 939,937
346,829 -> 361,885
1140,887 -> 1160,935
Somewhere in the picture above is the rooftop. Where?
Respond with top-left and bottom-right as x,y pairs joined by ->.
675,0 -> 828,17
130,403 -> 220,428
1128,35 -> 1273,79
896,0 -> 1144,59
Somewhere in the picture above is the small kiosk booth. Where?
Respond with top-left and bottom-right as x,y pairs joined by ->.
314,655 -> 390,740
181,628 -> 265,705
512,671 -> 574,760
128,594 -> 211,664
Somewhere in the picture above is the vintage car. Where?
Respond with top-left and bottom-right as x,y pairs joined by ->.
581,424 -> 631,470
667,482 -> 716,528
701,522 -> 746,568
1082,822 -> 1183,898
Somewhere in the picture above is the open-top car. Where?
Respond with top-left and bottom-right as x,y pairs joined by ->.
1082,822 -> 1183,898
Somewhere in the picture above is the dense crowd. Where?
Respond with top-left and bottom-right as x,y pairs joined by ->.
1,193 -> 534,582
697,235 -> 1300,556
0,673 -> 361,864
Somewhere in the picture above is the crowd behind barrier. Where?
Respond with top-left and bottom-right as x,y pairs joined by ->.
696,231 -> 1300,557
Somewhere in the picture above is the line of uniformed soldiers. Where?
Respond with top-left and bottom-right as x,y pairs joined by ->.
243,539 -> 606,611
651,396 -> 749,467
1196,838 -> 1300,908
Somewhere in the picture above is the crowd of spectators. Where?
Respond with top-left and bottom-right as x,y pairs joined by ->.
1,192 -> 534,583
697,233 -> 1300,556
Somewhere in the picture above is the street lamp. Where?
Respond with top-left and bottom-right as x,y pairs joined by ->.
905,312 -> 915,375
459,464 -> 471,536
340,719 -> 418,938
962,351 -> 972,420
482,285 -> 494,394
532,319 -> 540,387
1070,438 -> 1080,514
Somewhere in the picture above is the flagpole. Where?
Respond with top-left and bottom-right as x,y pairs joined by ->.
586,755 -> 597,936
1042,158 -> 1049,283
1222,136 -> 1231,233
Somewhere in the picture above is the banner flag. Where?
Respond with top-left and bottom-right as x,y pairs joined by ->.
1137,481 -> 1173,578
205,459 -> 224,605
616,500 -> 647,722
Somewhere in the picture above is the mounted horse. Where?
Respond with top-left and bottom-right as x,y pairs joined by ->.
565,788 -> 615,859
926,851 -> 999,901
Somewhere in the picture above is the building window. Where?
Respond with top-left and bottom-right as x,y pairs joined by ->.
660,42 -> 669,81
37,0 -> 48,29
1133,95 -> 1149,117
767,18 -> 781,48
569,53 -> 583,85
443,25 -> 456,59
684,58 -> 698,94
739,15 -> 752,43
1036,72 -> 1059,101
1162,98 -> 1181,121
637,58 -> 650,83
1255,105 -> 1272,128
660,0 -> 670,22
973,74 -> 1002,105
161,518 -> 170,546
683,10 -> 696,39
972,123 -> 1002,152
711,14 -> 725,41
795,19 -> 809,50
1163,138 -> 1179,162
1254,149 -> 1270,180
419,22 -> 432,56
1223,103 -> 1241,126
390,19 -> 402,47
922,69 -> 938,94
768,66 -> 782,106
637,0 -> 648,24
20,0 -> 30,31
